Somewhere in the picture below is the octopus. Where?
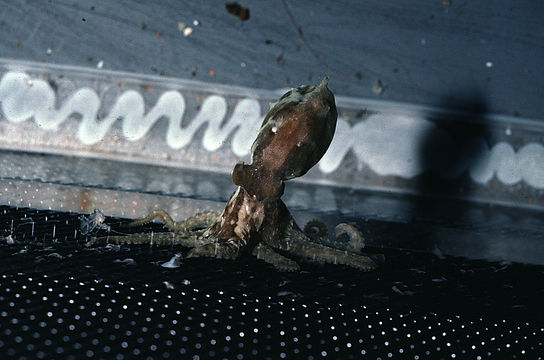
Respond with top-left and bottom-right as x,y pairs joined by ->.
88,77 -> 378,272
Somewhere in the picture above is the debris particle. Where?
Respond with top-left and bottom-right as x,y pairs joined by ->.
46,252 -> 64,259
181,279 -> 191,285
240,61 -> 246,68
193,19 -> 200,26
209,69 -> 216,76
163,281 -> 175,289
278,280 -> 291,287
485,61 -> 493,68
183,27 -> 193,37
355,72 -> 362,80
105,244 -> 121,252
177,22 -> 186,32
432,245 -> 445,259
140,21 -> 147,30
2,235 -> 15,245
372,80 -> 386,95
442,0 -> 451,6
226,2 -> 250,21
161,253 -> 183,268
155,32 -> 161,39
494,265 -> 510,272
46,48 -> 53,56
392,285 -> 414,296
96,60 -> 104,69
79,209 -> 109,234
114,258 -> 136,266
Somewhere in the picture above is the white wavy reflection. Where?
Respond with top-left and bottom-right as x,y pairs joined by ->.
1,71 -> 543,188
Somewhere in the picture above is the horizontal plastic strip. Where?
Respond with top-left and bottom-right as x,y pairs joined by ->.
1,58 -> 543,209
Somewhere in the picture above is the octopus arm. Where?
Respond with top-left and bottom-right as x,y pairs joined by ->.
252,243 -> 300,272
281,221 -> 377,271
128,210 -> 219,232
88,230 -> 209,247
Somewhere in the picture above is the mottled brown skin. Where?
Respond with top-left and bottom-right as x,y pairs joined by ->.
89,77 -> 378,272
232,77 -> 337,200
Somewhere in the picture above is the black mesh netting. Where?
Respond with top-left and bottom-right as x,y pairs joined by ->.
0,205 -> 543,360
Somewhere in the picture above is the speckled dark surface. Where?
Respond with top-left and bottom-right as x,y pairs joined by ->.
1,206 -> 543,359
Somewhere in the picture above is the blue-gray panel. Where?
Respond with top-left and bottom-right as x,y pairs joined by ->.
0,0 -> 542,119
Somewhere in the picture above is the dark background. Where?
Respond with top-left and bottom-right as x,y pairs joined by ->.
1,0 -> 542,119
